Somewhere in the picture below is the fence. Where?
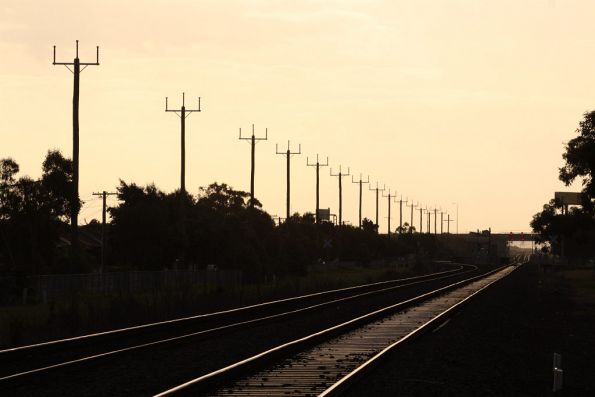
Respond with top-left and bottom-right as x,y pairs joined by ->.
1,269 -> 243,304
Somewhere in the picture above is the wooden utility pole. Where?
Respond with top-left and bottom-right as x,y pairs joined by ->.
434,207 -> 439,235
276,141 -> 301,220
445,213 -> 454,234
307,154 -> 329,223
330,165 -> 350,225
382,189 -> 396,237
369,182 -> 385,232
398,196 -> 408,234
352,174 -> 369,228
53,40 -> 100,263
165,92 -> 201,194
92,191 -> 117,273
419,205 -> 424,234
239,124 -> 268,207
407,201 -> 418,233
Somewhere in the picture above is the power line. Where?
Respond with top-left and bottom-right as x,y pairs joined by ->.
52,40 -> 100,264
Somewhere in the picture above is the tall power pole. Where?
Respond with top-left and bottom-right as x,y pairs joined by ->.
307,154 -> 329,223
369,182 -> 385,232
92,191 -> 117,273
440,211 -> 445,234
352,174 -> 369,228
407,201 -> 418,233
434,207 -> 439,235
165,92 -> 201,194
426,208 -> 432,234
53,40 -> 100,263
419,205 -> 424,234
330,165 -> 350,225
276,141 -> 301,220
445,213 -> 454,234
382,189 -> 396,237
398,196 -> 408,234
239,124 -> 268,207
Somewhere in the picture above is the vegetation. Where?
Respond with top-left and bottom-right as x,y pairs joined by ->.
531,111 -> 595,262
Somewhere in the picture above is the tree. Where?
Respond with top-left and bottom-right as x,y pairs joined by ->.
559,110 -> 595,197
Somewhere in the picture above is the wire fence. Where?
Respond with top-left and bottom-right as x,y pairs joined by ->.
0,269 -> 243,304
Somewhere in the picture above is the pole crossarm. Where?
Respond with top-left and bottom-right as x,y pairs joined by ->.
165,92 -> 201,117
239,124 -> 268,141
53,40 -> 100,67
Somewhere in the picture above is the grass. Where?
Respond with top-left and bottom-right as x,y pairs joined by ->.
0,262 -> 434,349
559,269 -> 595,306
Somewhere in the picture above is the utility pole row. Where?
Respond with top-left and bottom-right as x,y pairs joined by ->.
352,174 -> 369,228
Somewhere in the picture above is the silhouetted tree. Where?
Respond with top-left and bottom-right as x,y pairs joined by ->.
559,110 -> 595,198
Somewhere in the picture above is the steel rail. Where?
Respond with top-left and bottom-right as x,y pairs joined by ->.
0,264 -> 463,355
153,264 -> 504,396
319,263 -> 522,396
0,265 -> 473,383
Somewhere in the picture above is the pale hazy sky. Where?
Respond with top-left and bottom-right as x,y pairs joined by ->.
1,0 -> 592,233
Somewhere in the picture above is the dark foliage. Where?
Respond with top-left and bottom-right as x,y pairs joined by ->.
532,111 -> 595,261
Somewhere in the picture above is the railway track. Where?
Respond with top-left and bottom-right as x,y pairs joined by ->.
0,264 -> 472,390
154,264 -> 519,397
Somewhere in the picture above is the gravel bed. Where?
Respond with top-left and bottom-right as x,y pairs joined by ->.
343,263 -> 595,396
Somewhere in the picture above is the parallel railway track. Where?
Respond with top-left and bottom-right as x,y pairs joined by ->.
155,264 -> 519,396
1,264 -> 473,392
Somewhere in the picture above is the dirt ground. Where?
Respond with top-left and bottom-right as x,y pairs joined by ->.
344,263 -> 595,396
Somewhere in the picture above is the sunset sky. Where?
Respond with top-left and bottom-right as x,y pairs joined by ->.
1,0 -> 592,233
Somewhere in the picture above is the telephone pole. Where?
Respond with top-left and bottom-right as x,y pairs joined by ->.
419,205 -> 424,234
407,201 -> 418,233
165,92 -> 201,194
92,191 -> 117,273
239,124 -> 268,207
53,40 -> 100,263
307,154 -> 329,223
330,165 -> 350,225
445,213 -> 454,234
352,174 -> 370,228
398,196 -> 408,234
440,211 -> 445,234
382,189 -> 396,237
434,207 -> 439,235
276,141 -> 301,220
426,208 -> 432,234
369,182 -> 385,232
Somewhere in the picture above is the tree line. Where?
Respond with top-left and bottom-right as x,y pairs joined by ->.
0,152 -> 442,277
